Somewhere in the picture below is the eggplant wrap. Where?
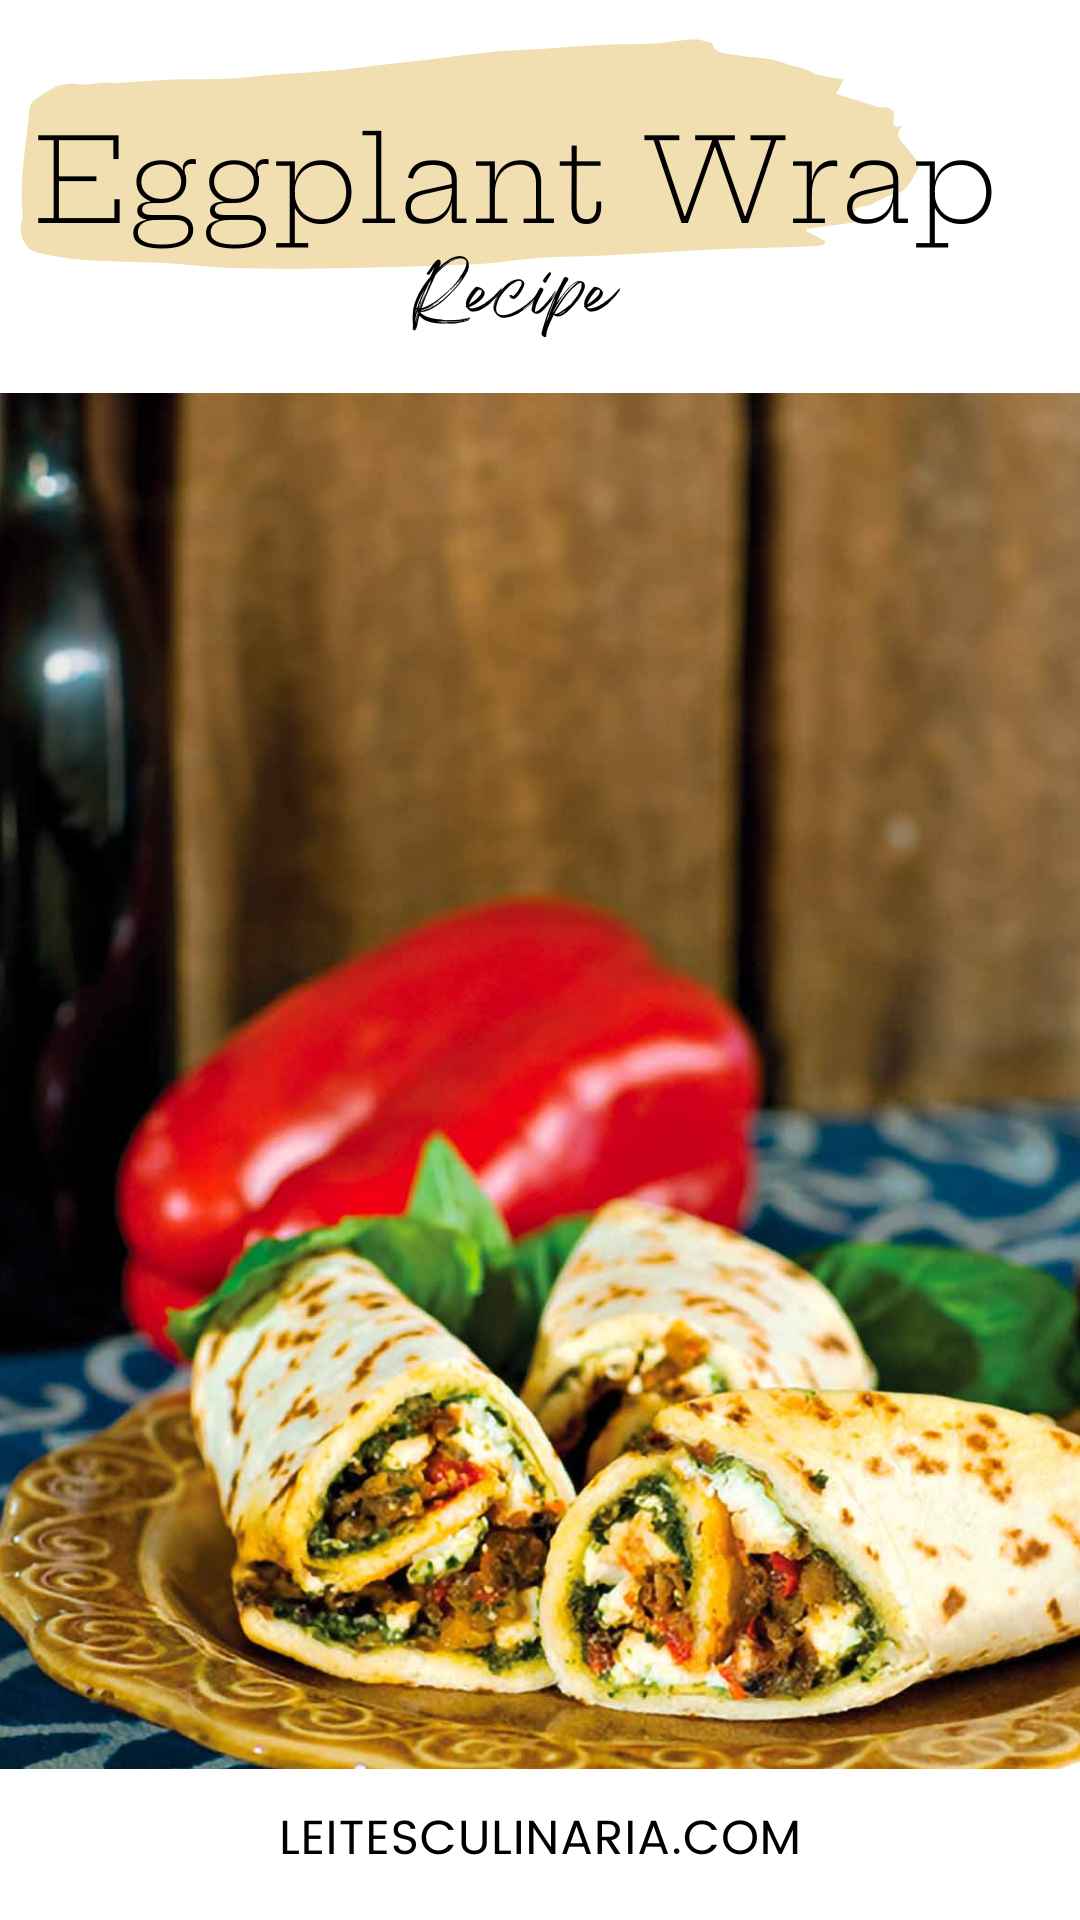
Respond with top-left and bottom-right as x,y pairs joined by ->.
539,1389 -> 1080,1718
191,1249 -> 574,1691
520,1199 -> 874,1479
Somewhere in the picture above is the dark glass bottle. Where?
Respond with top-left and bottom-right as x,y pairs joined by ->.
0,395 -> 170,1347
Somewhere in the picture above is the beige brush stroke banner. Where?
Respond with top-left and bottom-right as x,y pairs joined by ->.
24,41 -> 915,267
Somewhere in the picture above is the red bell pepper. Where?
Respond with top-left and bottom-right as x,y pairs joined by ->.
769,1553 -> 801,1600
120,898 -> 758,1351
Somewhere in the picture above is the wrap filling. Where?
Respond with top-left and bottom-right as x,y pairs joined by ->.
542,1323 -> 727,1460
570,1444 -> 882,1699
240,1391 -> 562,1671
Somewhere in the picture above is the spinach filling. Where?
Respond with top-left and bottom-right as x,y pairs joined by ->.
268,1592 -> 541,1673
251,1510 -> 551,1673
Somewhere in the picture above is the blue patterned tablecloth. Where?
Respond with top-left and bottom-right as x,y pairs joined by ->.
3,1102 -> 1080,1767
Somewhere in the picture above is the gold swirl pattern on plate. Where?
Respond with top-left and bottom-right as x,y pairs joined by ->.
1,1393 -> 1079,1770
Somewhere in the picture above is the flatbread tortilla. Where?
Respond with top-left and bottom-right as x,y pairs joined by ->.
192,1249 -> 574,1691
540,1389 -> 1080,1718
521,1199 -> 874,1477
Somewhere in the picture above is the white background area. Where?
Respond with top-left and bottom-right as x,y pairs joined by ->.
10,1765 -> 1080,1914
1,1 -> 1076,390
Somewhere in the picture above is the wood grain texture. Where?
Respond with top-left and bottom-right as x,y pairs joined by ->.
761,395 -> 1080,1107
173,395 -> 744,1066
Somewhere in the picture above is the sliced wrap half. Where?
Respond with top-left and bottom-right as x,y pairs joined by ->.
540,1388 -> 1080,1718
520,1199 -> 874,1478
191,1249 -> 574,1692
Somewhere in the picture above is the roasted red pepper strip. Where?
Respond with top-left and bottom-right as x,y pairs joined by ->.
661,1624 -> 695,1665
424,1455 -> 487,1497
715,1660 -> 749,1700
120,899 -> 758,1346
770,1553 -> 801,1600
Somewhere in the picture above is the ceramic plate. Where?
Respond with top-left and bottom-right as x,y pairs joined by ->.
1,1392 -> 1079,1769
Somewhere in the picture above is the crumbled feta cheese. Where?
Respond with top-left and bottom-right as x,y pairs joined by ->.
689,1455 -> 801,1555
381,1600 -> 420,1640
584,1512 -> 677,1588
802,1601 -> 864,1667
595,1575 -> 636,1628
453,1405 -> 537,1513
381,1432 -> 434,1471
677,1363 -> 721,1397
608,1633 -> 732,1693
407,1516 -> 488,1585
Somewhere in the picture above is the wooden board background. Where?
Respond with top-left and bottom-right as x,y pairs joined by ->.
171,396 -> 746,1067
761,396 -> 1080,1106
157,393 -> 1080,1107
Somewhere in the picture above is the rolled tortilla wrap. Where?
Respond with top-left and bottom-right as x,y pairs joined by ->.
539,1389 -> 1080,1718
192,1249 -> 574,1691
520,1199 -> 874,1478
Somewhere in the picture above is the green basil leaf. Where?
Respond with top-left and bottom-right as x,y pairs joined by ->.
168,1217 -> 373,1358
168,1215 -> 484,1360
406,1132 -> 512,1260
465,1215 -> 590,1385
509,1215 -> 590,1299
347,1219 -> 485,1336
806,1242 -> 1080,1416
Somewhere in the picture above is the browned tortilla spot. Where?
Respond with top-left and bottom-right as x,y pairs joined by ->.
913,1454 -> 948,1475
226,1466 -> 240,1513
977,1413 -> 999,1430
922,1429 -> 942,1441
1048,1598 -> 1065,1628
298,1278 -> 333,1307
331,1342 -> 349,1360
568,1252 -> 603,1275
1005,1535 -> 1050,1566
840,1508 -> 854,1526
227,1332 -> 268,1434
1051,1512 -> 1080,1552
866,1456 -> 890,1476
282,1391 -> 319,1425
860,1392 -> 876,1408
865,1546 -> 880,1561
638,1252 -> 676,1265
348,1330 -> 415,1392
913,1539 -> 939,1558
964,1455 -> 1013,1503
268,1465 -> 302,1509
817,1333 -> 849,1353
942,1586 -> 966,1619
966,1431 -> 989,1452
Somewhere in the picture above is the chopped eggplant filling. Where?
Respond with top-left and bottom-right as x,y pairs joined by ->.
239,1518 -> 555,1672
544,1323 -> 727,1460
573,1452 -> 881,1698
308,1393 -> 544,1558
